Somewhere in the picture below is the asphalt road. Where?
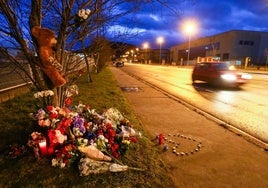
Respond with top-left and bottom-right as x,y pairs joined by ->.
119,63 -> 268,146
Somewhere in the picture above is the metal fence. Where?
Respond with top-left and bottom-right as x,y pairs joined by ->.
0,61 -> 32,92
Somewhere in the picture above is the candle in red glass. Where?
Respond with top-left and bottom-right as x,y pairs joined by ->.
39,140 -> 47,155
158,134 -> 164,145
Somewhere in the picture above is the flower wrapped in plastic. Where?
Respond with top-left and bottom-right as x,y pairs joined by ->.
102,108 -> 126,128
78,158 -> 128,176
78,158 -> 144,176
78,145 -> 111,161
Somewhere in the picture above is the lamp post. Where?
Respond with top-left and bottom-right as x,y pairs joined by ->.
184,20 -> 196,66
143,42 -> 149,64
157,36 -> 164,64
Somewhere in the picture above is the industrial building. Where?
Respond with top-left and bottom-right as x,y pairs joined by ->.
170,30 -> 268,66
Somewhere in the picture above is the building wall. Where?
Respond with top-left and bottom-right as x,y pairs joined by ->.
139,48 -> 170,64
170,30 -> 268,66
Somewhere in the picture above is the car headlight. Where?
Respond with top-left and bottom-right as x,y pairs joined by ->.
221,74 -> 237,81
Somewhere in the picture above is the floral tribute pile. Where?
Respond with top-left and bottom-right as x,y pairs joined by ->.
28,88 -> 141,175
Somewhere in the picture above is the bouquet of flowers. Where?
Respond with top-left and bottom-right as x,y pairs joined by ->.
28,90 -> 140,175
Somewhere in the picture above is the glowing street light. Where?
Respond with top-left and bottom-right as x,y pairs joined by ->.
157,36 -> 164,64
183,20 -> 197,65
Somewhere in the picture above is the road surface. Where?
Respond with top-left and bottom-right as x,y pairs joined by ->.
121,63 -> 268,145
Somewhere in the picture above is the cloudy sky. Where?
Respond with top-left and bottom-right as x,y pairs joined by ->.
117,0 -> 268,49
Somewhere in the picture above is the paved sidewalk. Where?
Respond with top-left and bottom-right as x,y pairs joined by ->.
109,66 -> 268,188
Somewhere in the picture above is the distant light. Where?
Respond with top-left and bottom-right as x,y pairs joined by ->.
143,42 -> 149,49
157,36 -> 164,45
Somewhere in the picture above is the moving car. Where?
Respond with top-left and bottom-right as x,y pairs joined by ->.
113,61 -> 124,67
192,61 -> 252,87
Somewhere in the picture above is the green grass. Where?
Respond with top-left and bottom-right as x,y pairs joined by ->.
0,66 -> 174,187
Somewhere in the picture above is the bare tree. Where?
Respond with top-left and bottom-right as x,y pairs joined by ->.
0,0 -> 186,106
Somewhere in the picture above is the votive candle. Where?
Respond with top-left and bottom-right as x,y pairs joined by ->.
39,140 -> 47,155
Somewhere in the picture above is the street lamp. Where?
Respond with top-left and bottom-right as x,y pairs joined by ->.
183,20 -> 197,65
143,42 -> 149,64
157,36 -> 164,64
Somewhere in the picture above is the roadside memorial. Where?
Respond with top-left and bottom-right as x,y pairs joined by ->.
26,87 -> 142,175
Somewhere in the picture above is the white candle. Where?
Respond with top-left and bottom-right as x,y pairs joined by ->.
39,140 -> 47,155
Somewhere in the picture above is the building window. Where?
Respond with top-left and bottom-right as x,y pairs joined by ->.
244,41 -> 250,45
238,40 -> 254,46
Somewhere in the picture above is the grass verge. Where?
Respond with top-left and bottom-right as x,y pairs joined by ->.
0,66 -> 174,187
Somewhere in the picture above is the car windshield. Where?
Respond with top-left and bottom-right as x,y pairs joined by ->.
215,63 -> 230,70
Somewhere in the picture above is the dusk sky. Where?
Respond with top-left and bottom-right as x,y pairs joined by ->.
117,0 -> 268,49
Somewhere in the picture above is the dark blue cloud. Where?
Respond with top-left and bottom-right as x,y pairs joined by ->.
116,0 -> 268,49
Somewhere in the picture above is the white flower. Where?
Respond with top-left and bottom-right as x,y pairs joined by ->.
85,9 -> 91,15
34,91 -> 43,98
77,138 -> 88,146
98,135 -> 105,140
34,90 -> 54,102
78,9 -> 85,17
60,162 -> 66,168
73,127 -> 83,137
34,92 -> 39,98
51,158 -> 58,167
83,15 -> 88,20
44,90 -> 54,97
55,130 -> 67,144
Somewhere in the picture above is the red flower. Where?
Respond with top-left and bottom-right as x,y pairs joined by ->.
47,106 -> 54,111
78,69 -> 84,75
56,118 -> 72,134
64,97 -> 72,106
128,136 -> 138,143
49,112 -> 58,119
106,123 -> 112,129
110,143 -> 119,158
47,146 -> 54,155
110,143 -> 119,155
85,104 -> 90,109
106,128 -> 115,138
112,151 -> 119,158
46,106 -> 58,119
63,159 -> 69,165
47,130 -> 58,147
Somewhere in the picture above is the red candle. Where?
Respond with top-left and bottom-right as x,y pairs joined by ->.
39,140 -> 47,155
158,134 -> 164,145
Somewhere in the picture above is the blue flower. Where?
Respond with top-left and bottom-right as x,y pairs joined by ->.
73,116 -> 86,133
